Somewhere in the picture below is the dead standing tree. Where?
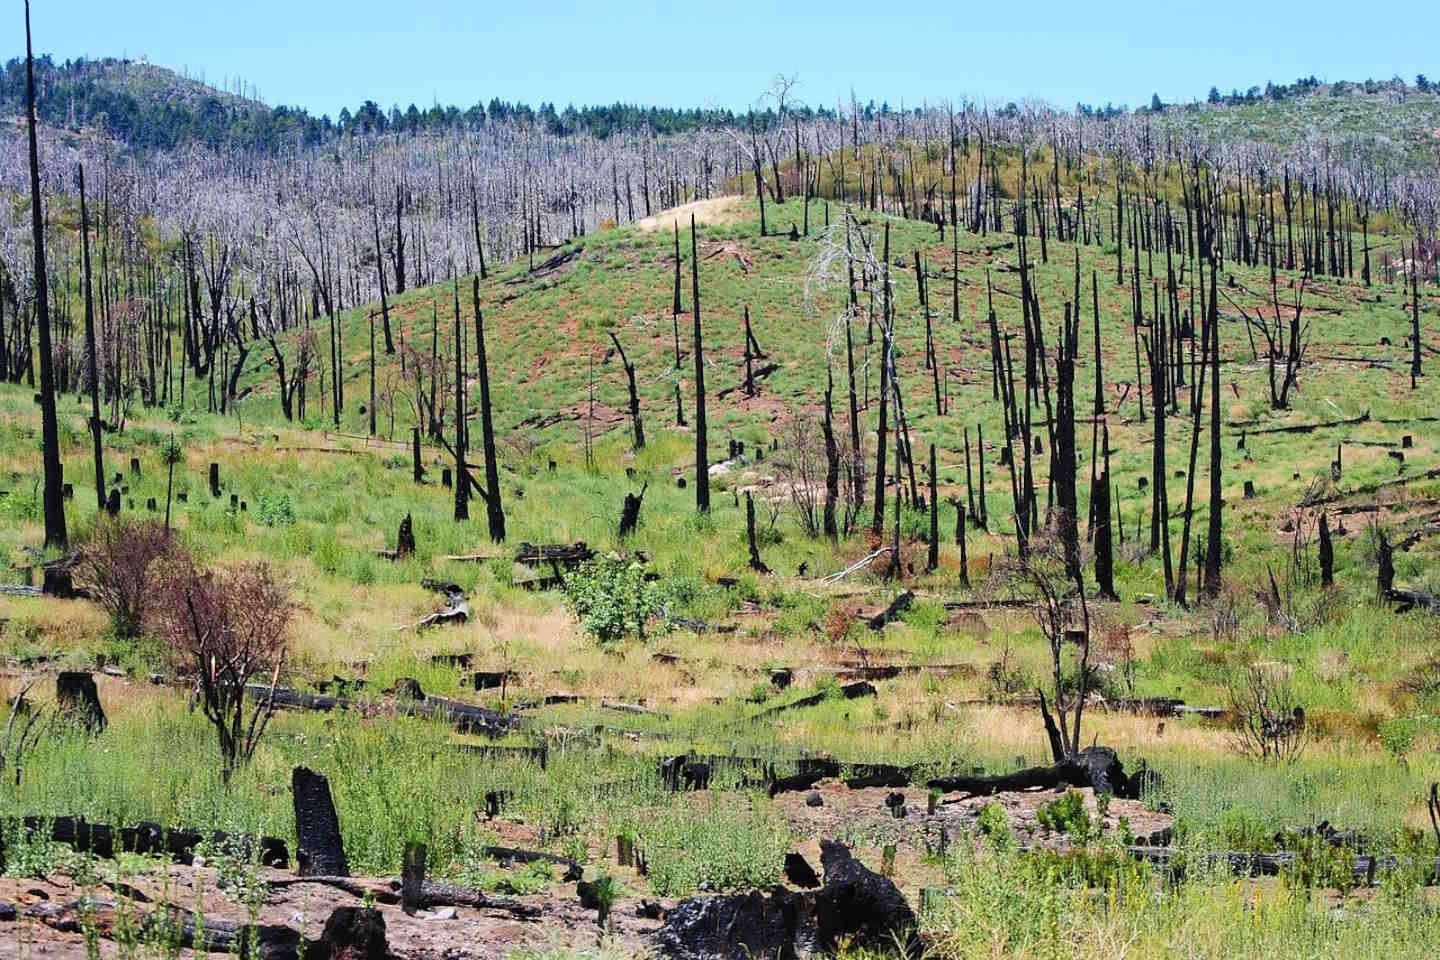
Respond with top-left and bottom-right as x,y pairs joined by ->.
24,0 -> 66,549
608,332 -> 645,450
691,214 -> 710,512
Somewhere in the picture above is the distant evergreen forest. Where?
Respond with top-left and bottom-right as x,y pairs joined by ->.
3,55 -> 1433,154
0,54 -> 841,150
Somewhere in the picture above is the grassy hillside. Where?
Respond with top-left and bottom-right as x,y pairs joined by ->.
3,192 -> 1440,956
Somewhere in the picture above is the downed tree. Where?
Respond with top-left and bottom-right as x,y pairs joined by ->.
927,745 -> 1139,799
245,684 -> 524,738
11,815 -> 288,868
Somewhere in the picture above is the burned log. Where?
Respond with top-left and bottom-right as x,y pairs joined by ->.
18,815 -> 287,868
867,591 -> 914,630
927,745 -> 1137,799
748,682 -> 877,724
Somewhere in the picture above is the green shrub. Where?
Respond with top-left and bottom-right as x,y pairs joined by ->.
975,801 -> 1014,851
562,557 -> 665,643
255,494 -> 296,528
1378,717 -> 1418,759
1036,791 -> 1096,845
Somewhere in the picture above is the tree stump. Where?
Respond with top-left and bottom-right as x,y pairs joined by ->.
402,843 -> 427,915
105,489 -> 120,517
318,906 -> 387,960
130,457 -> 141,477
1243,480 -> 1257,499
293,767 -> 349,877
1378,531 -> 1395,600
441,467 -> 453,489
61,483 -> 73,500
209,462 -> 221,498
42,561 -> 79,598
146,497 -> 157,512
396,514 -> 416,559
57,672 -> 106,732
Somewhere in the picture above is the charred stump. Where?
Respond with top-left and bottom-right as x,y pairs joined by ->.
56,672 -> 106,732
293,766 -> 349,877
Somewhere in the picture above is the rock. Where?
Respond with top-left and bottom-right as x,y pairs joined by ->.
637,899 -> 665,920
428,906 -> 458,921
783,852 -> 820,889
317,906 -> 387,960
805,792 -> 823,808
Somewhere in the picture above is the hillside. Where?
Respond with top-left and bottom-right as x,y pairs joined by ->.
3,185 -> 1440,956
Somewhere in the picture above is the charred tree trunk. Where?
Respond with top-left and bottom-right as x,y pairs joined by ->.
746,492 -> 769,573
79,164 -> 105,514
608,333 -> 645,450
472,280 -> 505,542
822,370 -> 839,539
25,2 -> 65,549
692,215 -> 710,513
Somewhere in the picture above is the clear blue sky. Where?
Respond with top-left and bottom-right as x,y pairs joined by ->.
25,0 -> 1435,118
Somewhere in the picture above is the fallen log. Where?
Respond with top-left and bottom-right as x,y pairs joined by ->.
1122,846 -> 1440,883
670,616 -> 738,634
246,684 -> 524,738
19,897 -> 302,958
16,815 -> 288,868
515,542 -> 594,565
717,362 -> 780,399
866,591 -> 914,630
1301,467 -> 1440,508
928,746 -> 1137,799
1225,410 -> 1369,436
480,846 -> 583,881
745,681 -> 877,723
415,881 -> 542,918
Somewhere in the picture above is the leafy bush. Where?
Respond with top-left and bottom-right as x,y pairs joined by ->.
562,557 -> 665,643
1378,717 -> 1418,759
254,494 -> 296,528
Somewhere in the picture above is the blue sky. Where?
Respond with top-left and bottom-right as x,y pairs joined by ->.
25,0 -> 1435,117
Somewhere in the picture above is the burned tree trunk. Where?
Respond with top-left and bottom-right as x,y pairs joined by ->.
57,672 -> 106,732
1319,511 -> 1334,587
396,513 -> 415,559
619,482 -> 647,538
927,444 -> 939,572
608,332 -> 645,450
293,766 -> 349,877
822,371 -> 839,539
746,492 -> 769,573
472,280 -> 505,542
78,164 -> 105,514
24,2 -> 65,549
692,215 -> 710,513
412,427 -> 423,484
453,285 -> 469,522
